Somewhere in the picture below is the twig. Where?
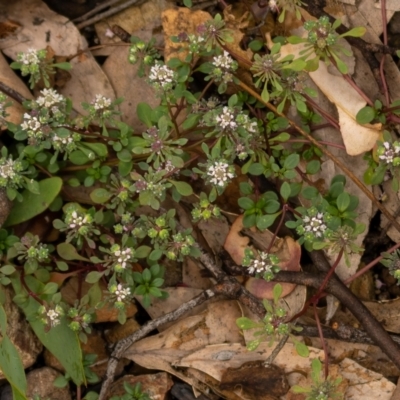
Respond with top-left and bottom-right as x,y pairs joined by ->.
98,288 -> 217,400
297,322 -> 400,346
75,0 -> 145,30
264,335 -> 289,365
73,0 -> 125,23
274,269 -> 400,370
0,81 -> 27,104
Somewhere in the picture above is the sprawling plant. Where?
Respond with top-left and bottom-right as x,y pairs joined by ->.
0,3 -> 399,400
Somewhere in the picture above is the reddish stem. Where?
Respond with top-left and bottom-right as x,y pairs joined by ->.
344,241 -> 400,285
314,303 -> 329,379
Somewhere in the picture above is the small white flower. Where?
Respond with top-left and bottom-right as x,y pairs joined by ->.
216,107 -> 237,130
92,94 -> 112,110
113,246 -> 133,269
19,48 -> 39,66
68,211 -> 90,229
0,158 -> 17,180
21,113 -> 42,133
379,141 -> 400,164
36,88 -> 65,108
114,284 -> 131,302
207,160 -> 235,187
149,64 -> 175,88
303,212 -> 327,238
46,306 -> 63,327
212,51 -> 235,70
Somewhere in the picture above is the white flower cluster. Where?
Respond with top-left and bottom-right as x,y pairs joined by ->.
207,160 -> 235,187
0,158 -> 18,181
379,141 -> 400,164
303,212 -> 327,238
216,106 -> 237,130
212,51 -> 236,70
19,48 -> 40,66
92,94 -> 112,110
52,134 -> 74,151
114,284 -> 131,302
236,113 -> 258,134
46,305 -> 64,327
0,156 -> 23,188
68,211 -> 91,229
113,246 -> 134,269
246,252 -> 275,275
149,64 -> 175,89
21,113 -> 43,138
36,88 -> 65,108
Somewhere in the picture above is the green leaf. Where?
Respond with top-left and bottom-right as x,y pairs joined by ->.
238,197 -> 254,210
333,53 -> 348,74
90,188 -> 112,204
287,36 -> 305,44
280,181 -> 291,201
149,249 -> 163,261
0,333 -> 28,400
169,180 -> 193,196
236,317 -> 261,330
5,178 -> 62,226
341,26 -> 366,38
261,87 -> 269,103
295,342 -> 309,357
10,276 -> 85,386
85,271 -> 104,284
182,113 -> 201,130
228,94 -> 238,107
248,40 -> 263,51
273,283 -> 282,302
57,243 -> 89,261
137,103 -> 153,128
337,192 -> 350,212
256,213 -> 280,230
134,245 -> 150,259
356,106 -> 375,124
0,265 -> 16,275
52,62 -> 72,70
41,283 -> 58,296
306,160 -> 320,174
283,153 -> 299,170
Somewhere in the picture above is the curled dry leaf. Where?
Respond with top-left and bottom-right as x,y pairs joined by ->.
162,7 -> 212,62
280,42 -> 381,156
224,215 -> 301,299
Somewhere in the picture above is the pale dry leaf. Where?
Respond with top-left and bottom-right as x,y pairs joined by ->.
198,215 -> 231,255
102,46 -> 160,133
183,258 -> 213,290
280,41 -> 381,155
0,52 -> 33,127
125,300 -> 245,365
0,0 -> 116,114
135,287 -> 206,331
180,343 -> 395,399
162,7 -> 212,62
94,0 -> 168,52
224,215 -> 302,299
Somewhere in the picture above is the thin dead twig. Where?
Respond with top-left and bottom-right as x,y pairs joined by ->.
75,0 -> 145,30
98,288 -> 217,400
275,269 -> 400,370
0,81 -> 27,105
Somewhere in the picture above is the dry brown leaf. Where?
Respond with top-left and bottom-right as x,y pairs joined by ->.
102,46 -> 160,133
0,0 -> 116,114
0,52 -> 33,128
224,215 -> 301,299
162,7 -> 212,62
